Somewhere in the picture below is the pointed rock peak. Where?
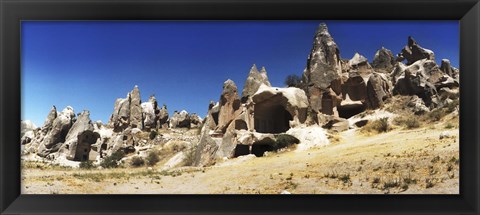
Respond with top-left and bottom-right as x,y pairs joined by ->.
441,59 -> 451,64
349,52 -> 368,66
223,79 -> 237,89
408,36 -> 417,47
316,23 -> 330,36
250,64 -> 259,73
260,66 -> 267,74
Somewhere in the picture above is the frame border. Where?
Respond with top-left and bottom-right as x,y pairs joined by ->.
1,0 -> 479,214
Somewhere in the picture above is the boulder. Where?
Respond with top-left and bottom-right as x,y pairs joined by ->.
372,47 -> 395,71
407,95 -> 430,114
129,85 -> 143,130
189,113 -> 203,128
141,96 -> 158,130
169,110 -> 191,128
37,106 -> 76,157
286,126 -> 329,151
365,72 -> 392,109
63,111 -> 100,161
216,79 -> 241,133
440,59 -> 460,79
241,64 -> 271,102
397,36 -> 435,65
192,125 -> 220,167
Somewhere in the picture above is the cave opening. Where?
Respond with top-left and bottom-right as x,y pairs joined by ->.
251,144 -> 274,157
254,99 -> 292,134
235,120 -> 248,130
337,103 -> 366,119
74,131 -> 99,161
233,144 -> 250,157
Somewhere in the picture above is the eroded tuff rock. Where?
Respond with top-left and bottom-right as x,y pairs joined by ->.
170,110 -> 191,128
21,120 -> 37,145
158,104 -> 169,129
372,47 -> 395,72
37,106 -> 76,157
365,72 -> 392,109
109,96 -> 131,132
397,36 -> 435,65
216,79 -> 241,133
141,96 -> 158,130
241,64 -> 271,103
303,23 -> 343,112
440,59 -> 459,79
129,85 -> 143,130
61,111 -> 100,161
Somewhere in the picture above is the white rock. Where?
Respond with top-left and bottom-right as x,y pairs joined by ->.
280,190 -> 291,194
286,126 -> 330,151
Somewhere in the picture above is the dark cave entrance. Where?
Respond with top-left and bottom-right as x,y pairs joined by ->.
74,131 -> 99,161
254,99 -> 292,134
251,144 -> 274,157
233,144 -> 250,157
337,103 -> 366,119
235,120 -> 248,130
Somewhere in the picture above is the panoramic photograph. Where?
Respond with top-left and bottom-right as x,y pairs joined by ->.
20,21 -> 459,194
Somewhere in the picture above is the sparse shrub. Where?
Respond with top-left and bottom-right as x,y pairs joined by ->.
403,117 -> 420,129
273,134 -> 300,150
145,150 -> 160,166
425,178 -> 435,188
372,177 -> 381,184
284,74 -> 303,88
339,174 -> 351,183
431,155 -> 441,163
100,150 -> 125,168
383,178 -> 400,189
130,156 -> 145,167
149,130 -> 158,140
79,160 -> 95,169
444,123 -> 455,129
362,117 -> 390,133
428,108 -> 446,121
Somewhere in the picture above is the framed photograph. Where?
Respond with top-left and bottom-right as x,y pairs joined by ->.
1,0 -> 479,214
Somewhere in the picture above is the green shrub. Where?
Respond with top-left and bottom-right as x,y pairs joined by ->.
100,150 -> 125,168
149,130 -> 158,140
79,160 -> 95,169
145,150 -> 160,166
130,156 -> 145,167
273,134 -> 300,150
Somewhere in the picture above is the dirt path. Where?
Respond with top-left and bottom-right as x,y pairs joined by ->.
22,126 -> 459,194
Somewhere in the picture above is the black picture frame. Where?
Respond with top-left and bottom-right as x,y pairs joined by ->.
1,0 -> 479,214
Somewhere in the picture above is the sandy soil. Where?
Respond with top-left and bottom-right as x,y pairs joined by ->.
21,117 -> 459,194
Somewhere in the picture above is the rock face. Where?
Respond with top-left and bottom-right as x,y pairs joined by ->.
129,85 -> 143,130
158,104 -> 169,129
241,64 -> 271,103
63,111 -> 100,161
169,110 -> 191,128
141,96 -> 158,130
216,79 -> 241,133
37,106 -> 76,157
252,84 -> 309,131
440,59 -> 459,79
303,23 -> 343,113
365,73 -> 392,109
21,120 -> 37,145
397,36 -> 435,65
109,97 -> 131,132
372,47 -> 395,72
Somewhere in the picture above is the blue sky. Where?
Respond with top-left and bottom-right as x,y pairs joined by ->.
21,21 -> 459,126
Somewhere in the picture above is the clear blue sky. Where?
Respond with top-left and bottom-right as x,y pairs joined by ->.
21,21 -> 459,126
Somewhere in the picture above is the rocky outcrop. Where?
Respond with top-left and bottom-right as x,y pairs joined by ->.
241,64 -> 271,103
62,111 -> 100,161
216,79 -> 241,133
21,120 -> 37,145
372,47 -> 395,72
365,72 -> 392,109
129,85 -> 143,130
158,104 -> 169,129
37,106 -> 76,157
169,110 -> 191,128
189,113 -> 203,128
109,97 -> 131,132
141,96 -> 158,130
440,59 -> 459,79
303,23 -> 343,113
397,36 -> 435,65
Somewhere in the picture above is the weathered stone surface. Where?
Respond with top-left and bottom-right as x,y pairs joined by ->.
109,97 -> 130,131
141,96 -> 158,130
241,64 -> 271,102
397,36 -> 435,65
37,106 -> 76,157
303,23 -> 343,113
342,73 -> 367,102
193,125 -> 220,167
158,104 -> 169,129
189,113 -> 203,128
440,59 -> 459,79
216,79 -> 241,133
21,120 -> 37,140
63,111 -> 100,161
252,84 -> 309,132
129,85 -> 143,129
43,106 -> 58,131
365,72 -> 392,109
206,101 -> 220,130
169,110 -> 191,128
407,95 -> 430,114
372,47 -> 395,71
392,60 -> 439,106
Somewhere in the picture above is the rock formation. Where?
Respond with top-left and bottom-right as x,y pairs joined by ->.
365,72 -> 392,109
129,85 -> 143,130
37,106 -> 76,157
170,110 -> 191,128
397,36 -> 435,65
216,79 -> 241,133
241,64 -> 271,103
372,47 -> 395,72
62,111 -> 100,161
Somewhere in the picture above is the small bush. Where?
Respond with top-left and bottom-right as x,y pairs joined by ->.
79,160 -> 95,169
284,74 -> 303,88
100,150 -> 125,168
362,117 -> 390,133
130,156 -> 145,167
444,123 -> 455,129
273,134 -> 300,150
393,115 -> 420,129
149,130 -> 158,140
145,150 -> 160,166
427,109 -> 446,121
